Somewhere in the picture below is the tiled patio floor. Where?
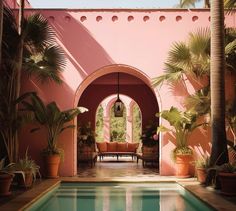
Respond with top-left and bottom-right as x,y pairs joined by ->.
77,157 -> 159,179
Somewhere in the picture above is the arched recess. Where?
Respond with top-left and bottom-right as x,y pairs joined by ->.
73,64 -> 161,174
95,94 -> 141,142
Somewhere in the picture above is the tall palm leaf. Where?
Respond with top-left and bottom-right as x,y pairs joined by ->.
21,93 -> 88,155
210,0 -> 228,165
185,86 -> 211,115
152,28 -> 210,87
152,28 -> 236,88
224,0 -> 236,8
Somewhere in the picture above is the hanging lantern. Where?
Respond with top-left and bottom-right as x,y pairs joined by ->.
114,72 -> 124,117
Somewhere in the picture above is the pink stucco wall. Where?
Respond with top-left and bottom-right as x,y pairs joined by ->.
19,9 -> 236,176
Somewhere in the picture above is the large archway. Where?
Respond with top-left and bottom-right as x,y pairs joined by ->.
74,64 -> 160,173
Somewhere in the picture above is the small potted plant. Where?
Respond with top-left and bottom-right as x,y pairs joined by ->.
11,149 -> 40,188
157,107 -> 204,178
0,158 -> 14,196
22,93 -> 88,178
195,155 -> 210,184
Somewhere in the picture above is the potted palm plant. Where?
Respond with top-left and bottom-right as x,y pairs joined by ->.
157,106 -> 204,178
22,93 -> 88,178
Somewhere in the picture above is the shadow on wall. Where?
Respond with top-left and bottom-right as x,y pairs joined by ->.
46,11 -> 114,78
161,125 -> 211,158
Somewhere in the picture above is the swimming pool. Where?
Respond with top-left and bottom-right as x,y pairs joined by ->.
26,182 -> 215,211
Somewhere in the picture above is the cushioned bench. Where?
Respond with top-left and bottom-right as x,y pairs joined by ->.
96,142 -> 139,161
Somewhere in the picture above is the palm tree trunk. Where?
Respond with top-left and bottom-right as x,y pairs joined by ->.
210,0 -> 228,165
0,0 -> 3,67
10,0 -> 25,162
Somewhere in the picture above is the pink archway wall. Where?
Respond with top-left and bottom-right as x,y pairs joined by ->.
18,8 -> 236,176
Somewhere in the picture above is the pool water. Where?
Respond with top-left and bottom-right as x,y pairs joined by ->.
27,183 -> 215,211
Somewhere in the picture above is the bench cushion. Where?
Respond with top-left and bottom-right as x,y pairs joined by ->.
107,142 -> 117,152
117,142 -> 128,152
127,143 -> 139,152
96,142 -> 107,152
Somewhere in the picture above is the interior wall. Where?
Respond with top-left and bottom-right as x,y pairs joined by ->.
78,84 -> 159,130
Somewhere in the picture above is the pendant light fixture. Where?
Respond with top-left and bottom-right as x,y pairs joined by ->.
114,72 -> 124,117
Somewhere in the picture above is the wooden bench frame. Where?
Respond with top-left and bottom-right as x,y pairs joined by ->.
98,152 -> 137,161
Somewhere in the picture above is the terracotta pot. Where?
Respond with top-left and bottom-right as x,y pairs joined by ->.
17,171 -> 33,188
196,168 -> 207,184
219,172 -> 236,196
44,154 -> 60,178
0,173 -> 13,196
175,154 -> 192,178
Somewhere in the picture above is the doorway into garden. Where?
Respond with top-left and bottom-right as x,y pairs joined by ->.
95,95 -> 142,144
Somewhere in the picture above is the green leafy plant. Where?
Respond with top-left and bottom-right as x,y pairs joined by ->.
195,155 -> 210,169
0,158 -> 13,175
157,107 -> 204,161
22,93 -> 88,158
10,148 -> 40,182
77,122 -> 95,148
141,121 -> 159,147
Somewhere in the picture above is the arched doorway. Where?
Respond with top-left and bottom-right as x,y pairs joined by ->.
74,64 -> 161,173
95,94 -> 142,143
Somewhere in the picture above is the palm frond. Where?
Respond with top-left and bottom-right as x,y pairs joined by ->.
224,0 -> 236,10
185,86 -> 210,115
178,0 -> 197,8
189,28 -> 210,57
167,42 -> 191,69
24,45 -> 65,84
24,13 -> 55,53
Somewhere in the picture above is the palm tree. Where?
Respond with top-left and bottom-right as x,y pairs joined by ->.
178,0 -> 210,8
178,0 -> 236,8
224,0 -> 236,8
152,28 -> 236,88
0,5 -> 65,163
210,0 -> 228,165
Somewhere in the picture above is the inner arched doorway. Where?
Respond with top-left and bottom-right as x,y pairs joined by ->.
95,94 -> 142,143
75,64 -> 160,173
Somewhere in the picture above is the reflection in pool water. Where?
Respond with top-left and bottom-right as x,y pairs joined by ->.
27,183 -> 214,211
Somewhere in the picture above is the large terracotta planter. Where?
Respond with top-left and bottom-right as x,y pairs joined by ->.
17,171 -> 33,188
219,172 -> 236,196
0,173 -> 13,196
44,155 -> 60,178
196,168 -> 207,184
175,154 -> 192,178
